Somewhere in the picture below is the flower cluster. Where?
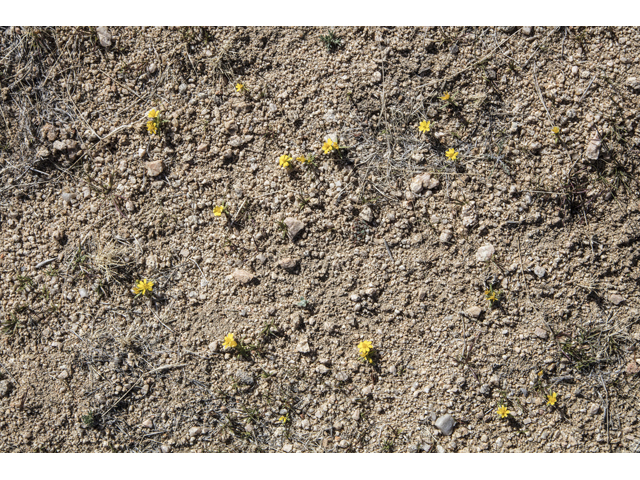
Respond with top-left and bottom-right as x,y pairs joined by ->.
133,278 -> 154,297
222,333 -> 237,349
322,138 -> 339,155
279,154 -> 293,169
146,108 -> 160,135
358,340 -> 375,364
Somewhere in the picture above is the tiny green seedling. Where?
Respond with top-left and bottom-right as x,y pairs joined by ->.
320,30 -> 341,52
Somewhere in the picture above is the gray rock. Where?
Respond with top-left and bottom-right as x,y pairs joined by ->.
334,371 -> 350,382
96,26 -> 112,48
467,306 -> 483,318
145,160 -> 164,177
529,141 -> 543,154
78,288 -> 89,298
278,257 -> 297,270
439,230 -> 453,243
588,404 -> 600,416
522,26 -> 533,36
359,206 -> 373,223
610,294 -> 625,305
372,71 -> 382,83
316,364 -> 329,375
534,266 -> 546,278
188,426 -> 203,437
585,131 -> 602,160
0,380 -> 13,398
626,76 -> 640,91
436,445 -> 447,453
461,202 -> 477,228
534,327 -> 548,339
142,418 -> 154,429
179,83 -> 188,94
476,244 -> 495,262
160,445 -> 171,453
236,371 -> 255,386
53,140 -> 66,151
284,217 -> 305,240
232,269 -> 254,284
434,414 -> 455,436
296,337 -> 311,353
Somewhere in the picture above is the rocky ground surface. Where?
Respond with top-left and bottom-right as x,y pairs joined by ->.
1,26 -> 639,453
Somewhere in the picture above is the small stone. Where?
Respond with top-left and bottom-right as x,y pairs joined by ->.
435,414 -> 455,436
334,372 -> 350,382
362,385 -> 373,396
197,143 -> 209,153
461,202 -> 477,228
96,26 -> 112,48
58,370 -> 70,380
572,66 -> 579,76
296,337 -> 311,354
529,142 -> 542,154
522,26 -> 533,36
78,288 -> 89,298
188,426 -> 203,437
145,160 -> 164,177
588,404 -> 600,416
142,418 -> 154,429
626,76 -> 640,91
372,71 -> 382,83
0,380 -> 13,398
179,83 -> 188,94
359,206 -> 373,223
610,294 -> 625,305
236,371 -> 255,386
352,409 -> 361,421
350,294 -> 361,302
284,217 -> 305,240
585,131 -> 602,161
439,230 -> 453,243
209,341 -> 219,352
476,244 -> 495,262
338,440 -> 349,448
232,269 -> 255,284
282,443 -> 293,452
534,327 -> 548,340
626,361 -> 640,375
160,445 -> 171,453
534,266 -> 546,278
316,364 -> 329,375
466,306 -> 483,319
256,253 -> 267,265
140,384 -> 150,396
278,258 -> 297,270
147,63 -> 157,74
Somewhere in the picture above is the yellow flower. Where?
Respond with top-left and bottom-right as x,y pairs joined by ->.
146,120 -> 158,135
133,278 -> 154,296
222,333 -> 237,349
497,405 -> 510,418
213,205 -> 224,217
279,154 -> 292,169
235,83 -> 245,92
485,290 -> 497,303
279,415 -> 288,424
358,340 -> 373,359
419,120 -> 431,133
538,370 -> 544,377
552,126 -> 560,134
445,148 -> 459,161
147,108 -> 159,119
296,155 -> 312,165
322,138 -> 339,155
440,92 -> 451,101
546,392 -> 557,406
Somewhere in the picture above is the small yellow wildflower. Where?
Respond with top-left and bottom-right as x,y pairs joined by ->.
445,148 -> 459,161
279,154 -> 293,169
296,155 -> 312,165
213,205 -> 224,217
440,92 -> 451,101
322,138 -> 339,155
552,126 -> 560,134
419,120 -> 431,133
485,290 -> 497,303
235,83 -> 246,92
279,415 -> 288,424
147,108 -> 159,119
547,392 -> 557,406
358,340 -> 372,356
222,333 -> 237,350
497,405 -> 510,418
146,121 -> 158,135
538,370 -> 544,377
133,278 -> 154,296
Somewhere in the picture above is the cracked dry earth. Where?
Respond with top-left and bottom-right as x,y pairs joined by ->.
1,26 -> 640,453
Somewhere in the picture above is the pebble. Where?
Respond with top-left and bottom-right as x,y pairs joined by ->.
359,206 -> 373,223
461,202 -> 477,228
439,230 -> 453,243
435,445 -> 446,453
78,288 -> 89,298
350,294 -> 361,302
466,306 -> 483,318
534,266 -> 546,278
282,443 -> 293,452
476,244 -> 495,262
256,253 -> 267,265
585,131 -> 602,160
142,418 -> 154,429
236,371 -> 255,386
148,63 -> 157,74
296,337 -> 311,353
571,66 -> 579,76
522,26 -> 533,36
626,76 -> 640,91
179,83 -> 188,94
145,160 -> 164,177
284,217 -> 305,240
160,445 -> 171,453
362,385 -> 373,396
278,257 -> 297,270
588,404 -> 600,416
372,71 -> 382,83
96,26 -> 112,48
534,327 -> 549,340
626,360 -> 639,375
140,384 -> 150,396
528,142 -> 542,154
188,426 -> 203,437
610,294 -> 625,305
232,269 -> 254,284
316,364 -> 329,375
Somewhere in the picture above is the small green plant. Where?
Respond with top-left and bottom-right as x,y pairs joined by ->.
277,221 -> 289,240
295,297 -> 310,309
320,30 -> 341,52
484,284 -> 503,307
358,340 -> 377,365
2,314 -> 22,336
82,411 -> 97,428
16,275 -> 34,292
